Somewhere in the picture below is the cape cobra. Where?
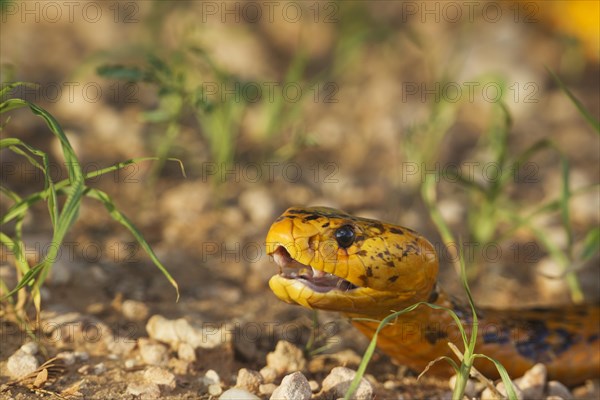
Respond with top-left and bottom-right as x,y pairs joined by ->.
266,206 -> 600,385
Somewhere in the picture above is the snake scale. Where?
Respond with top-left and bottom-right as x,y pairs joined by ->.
266,207 -> 600,385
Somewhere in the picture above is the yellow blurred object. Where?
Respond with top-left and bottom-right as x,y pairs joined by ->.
532,0 -> 600,61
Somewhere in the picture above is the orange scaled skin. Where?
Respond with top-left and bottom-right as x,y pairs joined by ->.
266,207 -> 600,385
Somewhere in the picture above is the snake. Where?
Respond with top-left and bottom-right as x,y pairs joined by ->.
266,206 -> 600,385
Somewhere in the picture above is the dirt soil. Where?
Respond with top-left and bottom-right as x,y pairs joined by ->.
1,2 -> 599,399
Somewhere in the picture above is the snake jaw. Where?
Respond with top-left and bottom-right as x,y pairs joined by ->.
271,245 -> 359,293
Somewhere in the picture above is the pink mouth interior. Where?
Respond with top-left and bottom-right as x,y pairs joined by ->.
272,246 -> 358,293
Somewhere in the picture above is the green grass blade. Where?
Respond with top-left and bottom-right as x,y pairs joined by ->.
345,302 -> 468,400
581,227 -> 600,261
546,66 -> 600,133
85,188 -> 180,301
1,261 -> 46,300
0,232 -> 29,275
0,82 -> 39,99
25,101 -> 82,181
0,97 -> 29,114
559,156 -> 574,258
474,354 -> 519,400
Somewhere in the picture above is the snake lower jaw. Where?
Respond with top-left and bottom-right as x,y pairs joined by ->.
271,245 -> 358,293
268,273 -> 413,314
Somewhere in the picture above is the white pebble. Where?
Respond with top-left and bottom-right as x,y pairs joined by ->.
265,341 -> 306,376
138,338 -> 169,366
481,381 -> 523,400
220,388 -> 261,400
93,362 -> 106,375
20,342 -> 39,355
209,384 -> 223,396
547,381 -> 573,399
177,342 -> 196,362
122,299 -> 149,321
7,349 -> 39,379
236,368 -> 263,393
203,369 -> 221,385
514,363 -> 546,399
259,383 -> 278,396
56,351 -> 77,366
321,367 -> 373,400
146,314 -> 226,350
260,366 -> 278,383
74,351 -> 89,361
270,371 -> 312,400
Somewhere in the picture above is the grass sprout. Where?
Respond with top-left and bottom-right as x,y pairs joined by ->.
0,82 -> 181,325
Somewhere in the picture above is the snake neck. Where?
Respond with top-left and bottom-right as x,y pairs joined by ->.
343,283 -> 466,323
342,285 -> 468,376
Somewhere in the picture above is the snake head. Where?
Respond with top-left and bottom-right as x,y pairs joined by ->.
266,207 -> 439,316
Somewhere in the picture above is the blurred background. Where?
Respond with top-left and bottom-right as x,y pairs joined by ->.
1,1 -> 599,397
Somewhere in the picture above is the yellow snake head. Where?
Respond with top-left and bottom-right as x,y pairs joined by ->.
266,207 -> 439,316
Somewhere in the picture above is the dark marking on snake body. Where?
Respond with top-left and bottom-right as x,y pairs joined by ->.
303,215 -> 321,221
358,274 -> 368,286
425,325 -> 448,344
388,275 -> 399,283
427,287 -> 439,303
389,227 -> 405,235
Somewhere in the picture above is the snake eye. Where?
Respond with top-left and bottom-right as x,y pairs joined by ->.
334,225 -> 355,248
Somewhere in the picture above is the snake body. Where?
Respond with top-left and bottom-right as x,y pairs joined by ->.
266,207 -> 600,385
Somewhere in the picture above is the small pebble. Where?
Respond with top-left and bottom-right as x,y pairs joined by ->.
56,351 -> 77,366
308,380 -> 319,392
74,351 -> 89,361
20,342 -> 39,355
321,367 -> 373,400
481,381 -> 524,400
124,359 -> 138,369
383,380 -> 396,390
146,314 -> 225,349
220,388 -> 261,400
266,341 -> 306,376
236,368 -> 263,393
209,384 -> 223,396
122,299 -> 149,321
269,371 -> 312,400
177,342 -> 196,362
126,382 -> 161,400
203,369 -> 221,386
7,349 -> 39,379
547,381 -> 573,399
260,366 -> 278,383
93,362 -> 106,375
138,338 -> 169,366
143,366 -> 176,391
259,383 -> 278,396
514,363 -> 546,399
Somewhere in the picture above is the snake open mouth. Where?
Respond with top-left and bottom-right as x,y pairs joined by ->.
272,246 -> 358,293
